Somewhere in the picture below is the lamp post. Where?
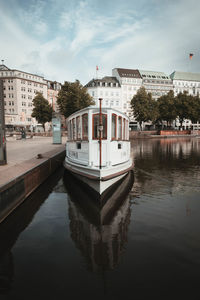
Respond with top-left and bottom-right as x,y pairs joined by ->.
0,79 -> 7,164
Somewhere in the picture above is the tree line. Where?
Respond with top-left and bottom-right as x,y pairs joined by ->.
131,87 -> 200,129
31,81 -> 200,132
31,81 -> 94,131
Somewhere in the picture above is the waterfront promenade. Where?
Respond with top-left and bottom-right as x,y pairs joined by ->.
0,136 -> 66,186
0,136 -> 66,222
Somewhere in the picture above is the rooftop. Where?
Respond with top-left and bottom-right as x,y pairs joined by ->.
114,68 -> 141,78
85,76 -> 120,87
139,70 -> 170,80
170,71 -> 200,81
0,64 -> 45,79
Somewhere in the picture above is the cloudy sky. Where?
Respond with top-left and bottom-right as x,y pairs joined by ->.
0,0 -> 200,84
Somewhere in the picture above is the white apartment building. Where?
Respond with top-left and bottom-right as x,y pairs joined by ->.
0,64 -> 48,130
86,68 -> 200,130
112,68 -> 142,118
170,71 -> 200,96
85,76 -> 121,110
170,71 -> 200,129
139,70 -> 173,99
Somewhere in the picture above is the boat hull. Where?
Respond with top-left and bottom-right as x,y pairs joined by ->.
63,169 -> 134,225
63,157 -> 134,194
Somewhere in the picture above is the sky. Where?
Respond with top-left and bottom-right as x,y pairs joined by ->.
0,0 -> 200,85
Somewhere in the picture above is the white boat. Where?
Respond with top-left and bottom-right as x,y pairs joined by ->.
63,99 -> 134,194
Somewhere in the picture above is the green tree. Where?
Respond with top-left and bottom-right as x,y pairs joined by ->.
32,92 -> 53,131
175,91 -> 190,128
186,95 -> 200,124
157,90 -> 177,127
148,93 -> 159,125
57,80 -> 94,118
131,86 -> 152,129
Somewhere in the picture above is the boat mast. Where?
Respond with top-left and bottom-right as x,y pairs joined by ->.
99,98 -> 103,169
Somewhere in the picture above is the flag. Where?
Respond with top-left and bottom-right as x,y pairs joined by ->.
96,65 -> 99,71
189,53 -> 193,59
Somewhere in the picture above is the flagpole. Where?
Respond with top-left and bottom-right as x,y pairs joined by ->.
96,66 -> 99,79
189,53 -> 193,72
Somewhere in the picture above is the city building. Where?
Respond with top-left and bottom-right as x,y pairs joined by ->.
138,70 -> 173,99
0,64 -> 48,130
47,80 -> 61,113
112,68 -> 142,118
170,71 -> 200,97
170,71 -> 200,129
85,76 -> 121,110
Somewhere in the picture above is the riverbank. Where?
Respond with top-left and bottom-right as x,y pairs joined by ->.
129,130 -> 200,139
0,137 -> 66,223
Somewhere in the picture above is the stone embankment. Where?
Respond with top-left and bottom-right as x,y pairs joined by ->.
129,130 -> 200,139
0,137 -> 66,223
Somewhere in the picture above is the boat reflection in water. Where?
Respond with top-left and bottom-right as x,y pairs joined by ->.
63,169 -> 134,272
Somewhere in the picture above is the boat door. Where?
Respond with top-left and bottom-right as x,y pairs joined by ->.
92,113 -> 107,167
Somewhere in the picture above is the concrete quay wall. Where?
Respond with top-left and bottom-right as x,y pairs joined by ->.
0,148 -> 65,223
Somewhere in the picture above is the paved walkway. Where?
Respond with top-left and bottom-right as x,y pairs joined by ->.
0,136 -> 66,186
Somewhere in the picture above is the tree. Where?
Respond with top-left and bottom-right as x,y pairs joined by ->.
186,95 -> 200,124
157,90 -> 177,127
147,93 -> 160,125
174,91 -> 190,128
131,86 -> 152,129
57,80 -> 94,118
32,92 -> 53,131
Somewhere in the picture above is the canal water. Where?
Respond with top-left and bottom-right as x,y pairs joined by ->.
0,137 -> 200,299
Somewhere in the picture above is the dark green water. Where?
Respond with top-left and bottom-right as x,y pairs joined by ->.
0,137 -> 200,299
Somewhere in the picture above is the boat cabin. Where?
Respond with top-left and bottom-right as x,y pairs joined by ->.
66,107 -> 130,169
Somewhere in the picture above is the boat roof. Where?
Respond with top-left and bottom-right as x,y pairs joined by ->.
67,106 -> 130,121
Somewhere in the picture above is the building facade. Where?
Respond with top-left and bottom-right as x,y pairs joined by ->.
170,71 -> 200,97
139,70 -> 173,99
0,64 -> 48,130
112,68 -> 142,119
170,71 -> 200,129
85,76 -> 121,110
47,80 -> 61,113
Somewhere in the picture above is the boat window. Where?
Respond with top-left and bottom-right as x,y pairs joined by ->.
118,116 -> 122,140
125,120 -> 129,140
92,113 -> 107,140
72,118 -> 76,140
102,114 -> 107,139
123,118 -> 126,140
67,120 -> 72,140
82,113 -> 88,140
76,116 -> 81,140
111,114 -> 117,140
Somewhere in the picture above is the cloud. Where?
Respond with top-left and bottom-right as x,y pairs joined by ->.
1,0 -> 200,85
17,0 -> 48,36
